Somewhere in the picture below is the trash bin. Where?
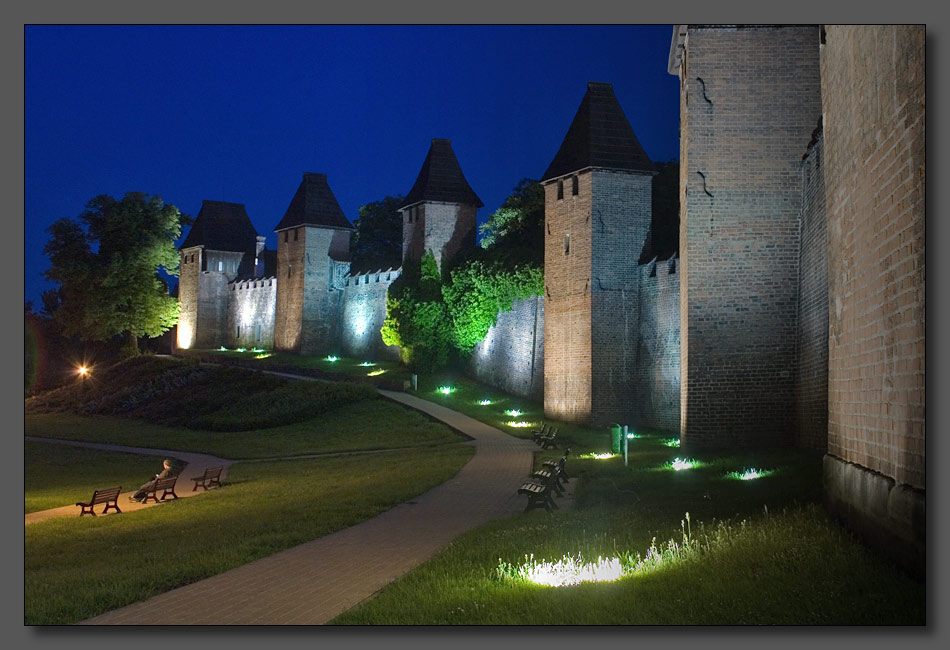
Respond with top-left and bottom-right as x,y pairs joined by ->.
610,424 -> 622,454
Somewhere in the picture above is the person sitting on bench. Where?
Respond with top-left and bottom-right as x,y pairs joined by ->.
130,459 -> 173,502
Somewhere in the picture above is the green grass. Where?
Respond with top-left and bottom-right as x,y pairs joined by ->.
25,444 -> 475,625
24,441 -> 168,513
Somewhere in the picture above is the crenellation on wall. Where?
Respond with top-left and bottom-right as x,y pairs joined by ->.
228,276 -> 277,349
339,267 -> 402,360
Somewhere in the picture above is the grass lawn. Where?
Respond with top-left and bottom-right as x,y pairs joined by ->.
25,441 -> 167,513
25,444 -> 474,625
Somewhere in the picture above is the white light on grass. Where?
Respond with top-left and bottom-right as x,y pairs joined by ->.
255,353 -> 273,359
508,554 -> 627,588
727,467 -> 774,481
219,346 -> 228,352
236,347 -> 246,352
580,452 -> 618,460
506,421 -> 537,428
477,399 -> 493,406
359,361 -> 376,367
326,355 -> 338,362
504,409 -> 522,417
670,457 -> 698,471
251,348 -> 264,353
438,386 -> 455,395
627,433 -> 643,439
663,438 -> 681,448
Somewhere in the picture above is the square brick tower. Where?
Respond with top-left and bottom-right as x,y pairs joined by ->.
177,200 -> 260,350
670,26 -> 822,449
399,138 -> 483,271
273,172 -> 354,354
541,82 -> 657,425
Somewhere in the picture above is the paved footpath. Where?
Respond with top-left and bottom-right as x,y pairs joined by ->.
77,389 -> 548,625
24,439 -> 233,525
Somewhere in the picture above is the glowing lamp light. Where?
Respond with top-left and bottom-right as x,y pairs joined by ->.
255,353 -> 273,359
326,356 -> 339,362
505,421 -> 537,428
663,438 -> 681,448
251,348 -> 264,353
359,361 -> 376,367
236,347 -> 246,353
627,433 -> 643,439
727,468 -> 773,481
367,369 -> 385,376
504,409 -> 522,417
77,365 -> 89,377
477,399 -> 493,406
219,346 -> 228,352
670,458 -> 698,471
508,554 -> 627,588
580,452 -> 618,460
437,386 -> 455,395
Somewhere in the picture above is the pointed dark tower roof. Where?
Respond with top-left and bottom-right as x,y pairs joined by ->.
401,139 -> 484,209
181,200 -> 259,252
274,172 -> 354,232
541,82 -> 656,182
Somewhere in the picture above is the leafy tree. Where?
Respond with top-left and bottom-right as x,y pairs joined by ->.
43,192 -> 187,352
350,195 -> 405,272
477,178 -> 544,266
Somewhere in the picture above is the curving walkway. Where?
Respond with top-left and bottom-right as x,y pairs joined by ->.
75,388 -> 549,625
24,438 -> 234,525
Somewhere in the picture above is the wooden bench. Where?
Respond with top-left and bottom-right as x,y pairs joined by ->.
191,466 -> 223,491
517,472 -> 559,513
538,429 -> 560,450
76,486 -> 122,517
143,475 -> 180,503
542,448 -> 571,483
530,468 -> 565,496
531,423 -> 551,443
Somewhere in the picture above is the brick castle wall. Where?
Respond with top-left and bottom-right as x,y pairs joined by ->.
678,25 -> 822,449
795,131 -> 829,451
820,25 -> 925,576
590,170 -> 653,426
469,295 -> 544,401
228,277 -> 277,349
635,258 -> 681,433
543,172 -> 593,423
176,247 -> 200,349
403,202 -> 477,270
340,268 -> 402,361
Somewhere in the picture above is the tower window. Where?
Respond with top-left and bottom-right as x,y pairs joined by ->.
294,228 -> 299,241
572,176 -> 579,195
557,180 -> 564,200
284,231 -> 288,243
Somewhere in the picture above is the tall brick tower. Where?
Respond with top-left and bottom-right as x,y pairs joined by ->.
669,25 -> 822,450
541,82 -> 657,425
177,200 -> 260,350
400,138 -> 483,270
273,172 -> 354,353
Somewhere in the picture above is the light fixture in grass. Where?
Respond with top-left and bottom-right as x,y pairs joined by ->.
255,353 -> 273,359
326,355 -> 338,362
670,457 -> 700,471
505,421 -> 537,428
477,399 -> 493,406
236,347 -> 246,352
580,452 -> 618,460
726,467 -> 774,481
504,409 -> 522,417
367,369 -> 385,376
219,346 -> 228,351
251,347 -> 264,353
437,386 -> 455,395
359,361 -> 376,367
498,553 -> 626,587
627,432 -> 643,439
663,438 -> 681,448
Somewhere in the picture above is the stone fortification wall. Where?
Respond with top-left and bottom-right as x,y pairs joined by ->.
589,170 -> 654,426
795,131 -> 829,451
677,25 -> 822,449
176,247 -> 201,350
468,296 -> 544,401
403,202 -> 477,270
820,25 -> 925,576
634,257 -> 681,433
228,277 -> 277,349
339,268 -> 402,361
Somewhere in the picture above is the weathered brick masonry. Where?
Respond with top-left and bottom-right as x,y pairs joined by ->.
469,296 -> 545,401
820,25 -> 925,575
229,276 -> 277,349
676,26 -> 822,449
796,130 -> 828,451
340,268 -> 402,361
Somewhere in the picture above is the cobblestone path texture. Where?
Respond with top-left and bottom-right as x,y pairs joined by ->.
60,389 -> 544,624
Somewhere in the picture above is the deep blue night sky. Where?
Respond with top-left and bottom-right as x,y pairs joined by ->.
25,25 -> 680,307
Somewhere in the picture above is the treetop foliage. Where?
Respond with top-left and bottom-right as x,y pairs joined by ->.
350,195 -> 404,273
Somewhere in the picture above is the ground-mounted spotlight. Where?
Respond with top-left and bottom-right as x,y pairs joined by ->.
580,452 -> 618,460
326,355 -> 339,362
236,347 -> 246,353
505,421 -> 537,428
501,554 -> 628,588
477,399 -> 493,406
670,457 -> 699,471
367,369 -> 385,376
504,409 -> 522,417
663,438 -> 681,448
359,361 -> 376,367
437,386 -> 455,395
219,346 -> 228,351
726,467 -> 774,481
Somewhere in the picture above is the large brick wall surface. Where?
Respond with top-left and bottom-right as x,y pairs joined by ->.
176,247 -> 201,349
820,25 -> 925,576
590,170 -> 654,426
795,132 -> 829,451
469,296 -> 545,401
543,172 -> 594,423
228,277 -> 277,349
678,25 -> 822,449
340,269 -> 402,361
635,258 -> 681,433
403,202 -> 477,270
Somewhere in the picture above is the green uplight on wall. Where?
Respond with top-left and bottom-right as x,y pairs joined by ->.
663,438 -> 681,448
726,468 -> 774,481
504,409 -> 522,417
438,386 -> 455,395
326,355 -> 339,362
